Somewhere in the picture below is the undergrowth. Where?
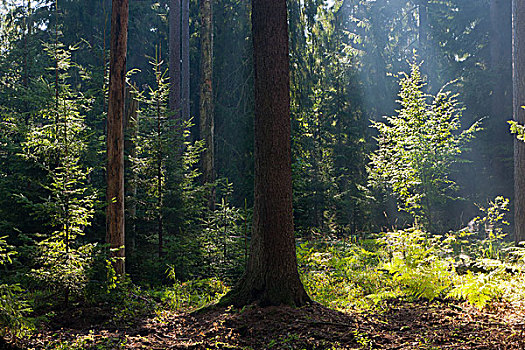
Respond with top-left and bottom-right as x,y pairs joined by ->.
157,265 -> 230,311
298,198 -> 525,310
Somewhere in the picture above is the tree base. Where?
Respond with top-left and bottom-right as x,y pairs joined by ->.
219,274 -> 311,308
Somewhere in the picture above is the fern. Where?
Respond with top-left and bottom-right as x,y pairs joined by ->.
447,270 -> 504,309
382,256 -> 453,301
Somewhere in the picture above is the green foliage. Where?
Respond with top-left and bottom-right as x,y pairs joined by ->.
509,120 -> 525,141
368,62 -> 480,230
0,237 -> 33,338
19,44 -> 97,301
298,200 -> 525,311
509,107 -> 525,141
471,196 -> 510,259
290,0 -> 368,235
297,238 -> 397,310
199,185 -> 250,281
43,330 -> 127,350
161,267 -> 229,310
379,228 -> 454,301
447,270 -> 504,309
108,281 -> 155,328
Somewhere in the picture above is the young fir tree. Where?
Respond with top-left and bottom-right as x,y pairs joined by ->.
130,53 -> 206,279
21,44 -> 97,302
368,63 -> 479,230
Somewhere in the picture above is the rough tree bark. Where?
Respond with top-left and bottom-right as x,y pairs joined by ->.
199,0 -> 215,207
182,0 -> 190,121
223,0 -> 310,307
106,0 -> 129,275
514,0 -> 525,244
169,0 -> 181,118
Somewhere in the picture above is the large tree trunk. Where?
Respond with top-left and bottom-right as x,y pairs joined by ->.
199,0 -> 215,207
182,0 -> 190,121
169,0 -> 181,118
106,0 -> 129,275
223,0 -> 310,307
514,0 -> 525,244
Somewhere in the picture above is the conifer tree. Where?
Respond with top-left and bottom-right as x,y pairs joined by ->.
224,0 -> 310,307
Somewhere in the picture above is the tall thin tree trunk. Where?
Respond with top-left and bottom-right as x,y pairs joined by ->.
513,0 -> 525,244
169,0 -> 181,118
223,0 -> 310,307
182,0 -> 190,121
107,0 -> 129,275
200,0 -> 215,208
156,56 -> 164,257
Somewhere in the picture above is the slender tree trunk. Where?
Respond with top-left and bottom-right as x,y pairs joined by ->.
514,0 -> 525,244
169,0 -> 181,118
156,60 -> 164,257
182,0 -> 190,121
223,0 -> 310,307
200,0 -> 215,208
106,0 -> 129,275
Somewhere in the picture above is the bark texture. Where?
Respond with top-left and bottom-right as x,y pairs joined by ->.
514,0 -> 525,244
106,0 -> 129,275
224,0 -> 310,307
169,0 -> 181,118
182,0 -> 190,120
199,0 -> 215,204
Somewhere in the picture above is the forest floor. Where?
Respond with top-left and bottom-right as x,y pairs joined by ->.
6,298 -> 525,349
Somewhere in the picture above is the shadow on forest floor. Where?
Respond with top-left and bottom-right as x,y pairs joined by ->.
8,299 -> 525,349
